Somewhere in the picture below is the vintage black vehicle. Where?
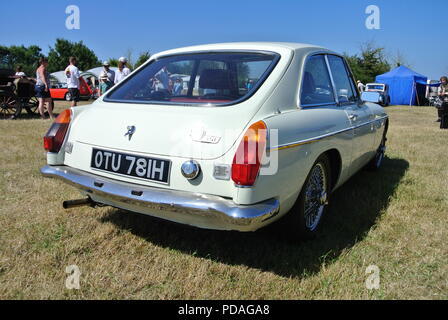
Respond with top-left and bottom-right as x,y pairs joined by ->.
0,68 -> 39,119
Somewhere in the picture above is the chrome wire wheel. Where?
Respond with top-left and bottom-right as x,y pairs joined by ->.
283,154 -> 331,241
303,163 -> 328,231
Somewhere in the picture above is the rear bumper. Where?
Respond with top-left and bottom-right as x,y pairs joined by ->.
40,165 -> 280,232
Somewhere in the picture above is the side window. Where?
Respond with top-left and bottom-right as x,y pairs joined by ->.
344,62 -> 359,99
327,55 -> 357,103
300,55 -> 335,106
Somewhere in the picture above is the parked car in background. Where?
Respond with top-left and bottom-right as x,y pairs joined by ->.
365,83 -> 390,106
50,76 -> 92,101
41,42 -> 388,240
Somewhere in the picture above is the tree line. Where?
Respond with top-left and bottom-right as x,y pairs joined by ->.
0,38 -> 151,76
1,38 -> 404,83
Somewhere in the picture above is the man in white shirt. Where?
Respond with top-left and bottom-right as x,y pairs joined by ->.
114,57 -> 131,84
357,80 -> 365,93
15,66 -> 26,77
65,56 -> 81,107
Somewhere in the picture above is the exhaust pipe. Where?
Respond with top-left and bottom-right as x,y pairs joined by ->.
63,197 -> 96,209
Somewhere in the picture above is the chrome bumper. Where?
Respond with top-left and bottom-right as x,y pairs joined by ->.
40,166 -> 280,232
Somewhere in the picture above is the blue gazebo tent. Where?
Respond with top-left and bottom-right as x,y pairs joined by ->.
375,66 -> 429,106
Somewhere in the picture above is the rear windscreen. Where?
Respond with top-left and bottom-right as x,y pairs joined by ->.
104,52 -> 280,105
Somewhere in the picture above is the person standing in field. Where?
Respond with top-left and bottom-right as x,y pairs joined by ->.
99,61 -> 115,95
357,80 -> 365,93
35,57 -> 55,120
437,76 -> 448,122
114,57 -> 131,84
65,56 -> 81,107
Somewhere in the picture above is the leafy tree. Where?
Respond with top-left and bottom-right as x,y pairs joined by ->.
344,42 -> 391,84
389,49 -> 412,68
125,49 -> 134,70
0,45 -> 42,75
134,51 -> 151,69
108,58 -> 119,67
47,38 -> 101,73
0,46 -> 11,68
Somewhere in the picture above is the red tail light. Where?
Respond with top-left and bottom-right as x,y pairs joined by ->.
232,120 -> 267,186
43,109 -> 71,152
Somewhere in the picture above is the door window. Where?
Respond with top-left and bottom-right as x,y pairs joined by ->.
327,55 -> 358,104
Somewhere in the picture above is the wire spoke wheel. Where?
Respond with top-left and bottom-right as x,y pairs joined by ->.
0,93 -> 21,119
284,154 -> 331,241
303,163 -> 328,231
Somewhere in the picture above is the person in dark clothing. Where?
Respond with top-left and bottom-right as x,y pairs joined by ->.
438,76 -> 448,128
437,76 -> 448,122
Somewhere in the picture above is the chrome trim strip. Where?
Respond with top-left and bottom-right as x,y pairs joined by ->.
40,165 -> 280,232
270,116 -> 388,151
324,54 -> 340,105
301,102 -> 336,108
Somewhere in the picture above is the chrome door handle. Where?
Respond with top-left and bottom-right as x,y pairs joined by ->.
349,114 -> 358,121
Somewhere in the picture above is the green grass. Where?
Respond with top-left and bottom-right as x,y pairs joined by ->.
0,102 -> 447,299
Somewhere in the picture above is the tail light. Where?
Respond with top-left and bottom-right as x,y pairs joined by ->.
43,109 -> 71,152
232,120 -> 267,186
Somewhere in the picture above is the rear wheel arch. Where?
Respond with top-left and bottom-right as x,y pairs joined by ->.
322,148 -> 342,192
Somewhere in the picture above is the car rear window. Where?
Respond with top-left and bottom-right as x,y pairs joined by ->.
367,85 -> 384,90
104,52 -> 280,106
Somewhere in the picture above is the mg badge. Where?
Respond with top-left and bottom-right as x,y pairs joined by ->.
124,126 -> 136,141
181,160 -> 201,180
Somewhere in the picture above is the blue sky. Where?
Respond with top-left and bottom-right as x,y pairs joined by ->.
0,0 -> 446,79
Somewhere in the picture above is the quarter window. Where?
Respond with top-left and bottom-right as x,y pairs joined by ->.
327,55 -> 357,104
300,55 -> 336,106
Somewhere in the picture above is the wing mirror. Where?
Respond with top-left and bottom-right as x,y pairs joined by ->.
361,91 -> 382,104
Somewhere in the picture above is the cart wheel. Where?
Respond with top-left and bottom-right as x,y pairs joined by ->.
25,96 -> 39,115
0,92 -> 21,119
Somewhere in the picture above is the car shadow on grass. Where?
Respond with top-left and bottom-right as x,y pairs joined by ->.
100,156 -> 409,278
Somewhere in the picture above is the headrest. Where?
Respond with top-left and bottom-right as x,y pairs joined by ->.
199,69 -> 232,90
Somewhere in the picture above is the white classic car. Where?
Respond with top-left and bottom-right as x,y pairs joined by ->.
41,42 -> 388,240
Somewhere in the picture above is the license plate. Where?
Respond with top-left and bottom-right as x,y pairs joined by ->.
90,148 -> 171,184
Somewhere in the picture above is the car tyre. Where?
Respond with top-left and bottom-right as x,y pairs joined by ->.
285,154 -> 331,241
65,92 -> 71,101
367,131 -> 387,171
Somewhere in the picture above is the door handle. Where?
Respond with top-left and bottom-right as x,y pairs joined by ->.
349,114 -> 358,121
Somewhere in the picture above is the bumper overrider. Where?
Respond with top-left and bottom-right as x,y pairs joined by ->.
40,165 -> 280,231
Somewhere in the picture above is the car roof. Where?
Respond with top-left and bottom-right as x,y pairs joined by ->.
151,42 -> 332,58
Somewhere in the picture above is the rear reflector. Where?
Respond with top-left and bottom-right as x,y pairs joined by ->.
43,109 -> 71,153
231,120 -> 267,186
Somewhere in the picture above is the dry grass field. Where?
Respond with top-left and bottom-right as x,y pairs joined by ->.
0,101 -> 447,300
